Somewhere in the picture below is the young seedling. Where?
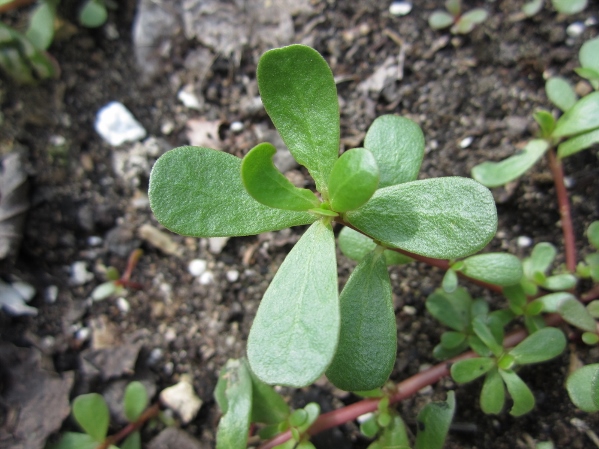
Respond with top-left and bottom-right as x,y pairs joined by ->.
149,44 -> 498,391
522,0 -> 588,17
428,0 -> 488,35
91,249 -> 144,301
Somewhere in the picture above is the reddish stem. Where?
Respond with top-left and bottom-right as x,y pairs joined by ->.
0,0 -> 35,13
121,249 -> 143,284
547,149 -> 577,273
97,403 -> 161,449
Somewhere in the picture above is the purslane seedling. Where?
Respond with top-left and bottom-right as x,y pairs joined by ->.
428,0 -> 488,35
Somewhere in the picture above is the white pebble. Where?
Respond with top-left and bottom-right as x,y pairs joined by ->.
45,285 -> 58,304
11,281 -> 35,301
389,1 -> 412,16
148,348 -> 163,365
188,259 -> 207,277
585,17 -> 597,26
226,270 -> 239,282
199,271 -> 214,285
208,236 -> 229,254
76,327 -> 91,342
402,305 -> 417,315
95,102 -> 147,146
230,121 -> 244,133
159,375 -> 203,424
459,136 -> 474,148
164,327 -> 177,342
564,176 -> 575,188
566,22 -> 585,38
177,88 -> 202,110
70,261 -> 93,285
87,236 -> 103,246
517,236 -> 533,248
117,297 -> 130,314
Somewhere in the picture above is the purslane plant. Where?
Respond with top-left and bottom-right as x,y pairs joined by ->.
149,44 -> 498,391
428,0 -> 488,35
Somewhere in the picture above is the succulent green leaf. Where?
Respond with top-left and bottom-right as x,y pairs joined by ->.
441,331 -> 467,349
326,252 -> 396,391
551,0 -> 587,14
121,431 -> 141,449
480,368 -> 505,414
534,110 -> 556,137
522,0 -> 544,17
47,432 -> 102,449
26,0 -> 58,50
461,253 -> 523,286
414,391 -> 456,449
471,139 -> 549,188
579,37 -> 599,89
546,77 -> 578,112
374,415 -> 410,448
509,327 -> 566,365
442,269 -> 458,293
289,409 -> 308,427
541,273 -> 577,290
91,281 -> 118,301
123,381 -> 148,422
503,284 -> 526,314
338,227 -> 413,265
241,143 -> 320,211
588,221 -> 599,249
247,221 -> 338,387
499,370 -> 535,417
246,361 -> 290,424
575,67 -> 599,86
215,359 -> 252,449
558,128 -> 599,158
587,300 -> 599,318
426,287 -> 472,332
328,148 -> 379,212
296,403 -> 320,433
79,0 -> 108,28
257,45 -> 339,194
472,317 -> 504,357
524,242 -> 556,278
452,9 -> 488,34
553,92 -> 599,138
149,147 -> 315,237
557,298 -> 597,332
429,11 -> 455,29
363,115 -> 425,187
360,415 -> 380,438
582,332 -> 599,345
445,0 -> 462,15
433,340 -> 469,360
566,364 -> 599,412
346,177 -> 496,259
536,292 -> 575,312
72,393 -> 110,442
451,357 -> 495,383
524,315 -> 547,334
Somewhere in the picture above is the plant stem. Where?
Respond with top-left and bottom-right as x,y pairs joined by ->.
0,0 -> 35,13
547,149 -> 577,273
96,403 -> 160,449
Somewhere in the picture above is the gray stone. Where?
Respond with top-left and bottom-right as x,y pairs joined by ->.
148,427 -> 208,449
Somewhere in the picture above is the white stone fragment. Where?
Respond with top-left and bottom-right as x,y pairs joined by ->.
459,136 -> 474,148
585,17 -> 597,26
159,375 -> 203,424
87,236 -> 103,246
357,412 -> 374,423
230,121 -> 244,133
226,270 -> 239,282
95,101 -> 147,146
70,261 -> 94,285
177,88 -> 202,110
566,22 -> 585,38
517,236 -> 533,248
117,297 -> 130,314
188,259 -> 207,277
45,285 -> 58,304
11,281 -> 35,301
389,1 -> 412,16
199,271 -> 214,285
208,237 -> 229,254
0,280 -> 37,316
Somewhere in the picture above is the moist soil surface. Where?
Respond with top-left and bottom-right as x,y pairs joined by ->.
1,1 -> 599,448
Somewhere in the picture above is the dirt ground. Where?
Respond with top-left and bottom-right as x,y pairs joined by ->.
1,0 -> 599,448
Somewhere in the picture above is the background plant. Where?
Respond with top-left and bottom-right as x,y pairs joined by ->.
428,0 -> 488,35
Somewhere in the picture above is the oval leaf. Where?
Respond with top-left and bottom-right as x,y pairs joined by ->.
364,115 -> 425,187
551,0 -> 587,14
328,148 -> 379,212
461,253 -> 523,286
451,357 -> 495,384
534,110 -> 556,137
442,269 -> 458,293
426,287 -> 472,332
523,0 -> 544,17
546,77 -> 578,112
79,0 -> 108,28
346,177 -> 497,259
509,327 -> 566,365
120,431 -> 141,449
241,142 -> 320,211
257,45 -> 339,194
414,391 -> 456,449
541,273 -> 577,290
26,0 -> 57,50
525,242 -> 556,278
557,297 -> 597,332
471,139 -> 549,188
216,359 -> 252,449
72,393 -> 110,442
566,364 -> 599,412
499,369 -> 535,417
429,11 -> 454,29
480,368 -> 505,414
247,221 -> 339,387
124,381 -> 148,422
580,36 -> 599,89
338,227 -> 412,265
326,251 -> 396,391
558,128 -> 599,158
553,92 -> 599,138
48,432 -> 102,449
149,147 -> 315,237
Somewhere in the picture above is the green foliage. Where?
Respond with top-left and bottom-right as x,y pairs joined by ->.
79,0 -> 108,28
551,0 -> 587,14
522,0 -> 544,17
458,253 -> 523,287
124,381 -> 149,422
338,227 -> 413,265
72,393 -> 110,442
546,77 -> 577,112
577,37 -> 599,90
428,0 -> 488,34
414,391 -> 456,449
566,364 -> 599,412
26,0 -> 59,50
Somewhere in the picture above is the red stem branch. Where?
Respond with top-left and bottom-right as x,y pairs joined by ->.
547,149 -> 577,273
97,403 -> 161,449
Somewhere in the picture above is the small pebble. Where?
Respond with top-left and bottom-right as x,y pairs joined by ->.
177,88 -> 202,110
199,271 -> 214,285
76,327 -> 91,342
230,121 -> 244,133
87,236 -> 103,246
70,261 -> 94,285
45,285 -> 58,304
566,22 -> 585,38
117,297 -> 130,314
11,282 -> 35,301
459,136 -> 474,149
585,17 -> 597,26
148,348 -> 163,365
188,259 -> 207,277
208,236 -> 229,254
517,236 -> 533,248
389,1 -> 412,16
402,305 -> 417,315
226,270 -> 239,282
95,102 -> 147,146
161,120 -> 175,135
164,327 -> 177,342
159,375 -> 203,424
564,176 -> 575,188
49,135 -> 66,146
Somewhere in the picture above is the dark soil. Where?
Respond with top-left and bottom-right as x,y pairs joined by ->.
1,1 -> 599,448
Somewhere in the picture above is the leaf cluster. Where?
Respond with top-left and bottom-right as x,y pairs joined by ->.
49,382 -> 149,449
428,0 -> 488,35
522,0 -> 588,17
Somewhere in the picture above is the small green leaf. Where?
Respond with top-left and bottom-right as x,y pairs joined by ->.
509,327 -> 566,365
461,253 -> 523,286
558,128 -> 599,158
472,317 -> 504,357
525,242 -> 556,279
375,415 -> 410,448
480,368 -> 505,414
442,269 -> 458,293
414,391 -> 456,449
536,292 -> 575,312
377,411 -> 392,428
72,393 -> 110,442
426,287 -> 472,332
258,45 -> 339,195
79,0 -> 108,28
541,273 -> 577,290
546,77 -> 578,112
364,115 -> 425,187
588,221 -> 599,250
499,370 -> 535,416
451,357 -> 495,383
557,298 -> 597,332
588,300 -> 599,318
149,147 -> 315,237
328,148 -> 379,213
582,332 -> 599,345
575,67 -> 599,85
289,409 -> 308,427
120,431 -> 141,449
503,284 -> 527,314
246,363 -> 290,424
91,281 -> 118,301
553,92 -> 599,138
471,139 -> 549,188
524,315 -> 547,334
47,432 -> 100,449
566,364 -> 599,412
579,36 -> 599,90
522,0 -> 544,17
445,0 -> 462,16
215,359 -> 252,449
123,381 -> 148,422
534,110 -> 556,137
360,415 -> 380,438
433,341 -> 469,360
26,0 -> 58,50
429,11 -> 455,29
441,331 -> 466,349
452,9 -> 488,34
326,251 -> 396,391
346,177 -> 497,259
247,221 -> 339,387
297,403 -> 320,433
338,227 -> 412,265
551,0 -> 588,14
241,143 -> 320,211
